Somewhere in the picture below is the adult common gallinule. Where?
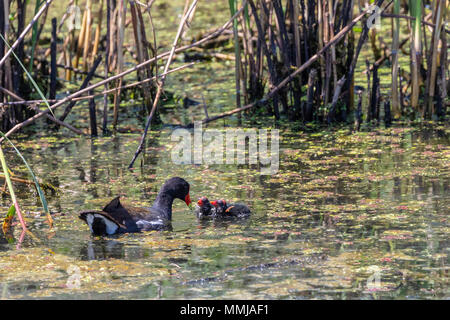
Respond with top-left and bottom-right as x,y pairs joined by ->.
79,177 -> 191,235
211,199 -> 251,218
195,196 -> 214,219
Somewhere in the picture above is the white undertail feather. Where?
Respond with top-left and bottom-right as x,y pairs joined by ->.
85,213 -> 119,235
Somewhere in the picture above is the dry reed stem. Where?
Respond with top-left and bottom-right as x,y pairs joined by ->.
0,4 -> 246,142
128,0 -> 199,169
0,0 -> 53,68
0,63 -> 194,107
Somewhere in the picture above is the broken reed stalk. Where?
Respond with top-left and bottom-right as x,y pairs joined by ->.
73,2 -> 88,72
82,0 -> 92,71
391,0 -> 401,118
110,1 -> 119,72
327,76 -> 346,124
425,0 -> 445,118
49,17 -> 57,101
399,67 -> 405,113
91,0 -> 104,65
145,1 -> 158,83
128,0 -> 199,169
63,28 -> 73,81
305,69 -> 317,122
323,1 -> 332,107
369,28 -> 382,62
317,0 -> 326,103
290,0 -> 302,115
102,0 -> 112,134
229,0 -> 242,110
409,0 -> 422,113
324,1 -> 333,106
1,1 -> 8,87
292,0 -> 301,68
366,59 -> 371,103
354,90 -> 363,132
384,101 -> 392,127
368,62 -> 380,123
376,84 -> 381,124
201,95 -> 209,120
112,0 -> 126,131
438,4 -> 447,118
345,3 -> 355,116
89,89 -> 98,137
328,0 -> 337,95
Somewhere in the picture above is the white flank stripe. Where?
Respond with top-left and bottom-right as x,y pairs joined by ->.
136,219 -> 163,229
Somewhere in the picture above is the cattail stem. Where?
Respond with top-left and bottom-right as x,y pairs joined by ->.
391,0 -> 401,119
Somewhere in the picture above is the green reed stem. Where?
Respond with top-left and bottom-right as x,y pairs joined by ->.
0,145 -> 28,232
0,132 -> 53,228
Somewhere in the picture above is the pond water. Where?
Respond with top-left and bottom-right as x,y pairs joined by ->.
0,0 -> 448,300
0,121 -> 448,299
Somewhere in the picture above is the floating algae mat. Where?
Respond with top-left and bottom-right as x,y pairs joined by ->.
0,124 -> 448,299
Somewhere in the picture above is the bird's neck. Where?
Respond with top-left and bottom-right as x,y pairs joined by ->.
152,193 -> 174,220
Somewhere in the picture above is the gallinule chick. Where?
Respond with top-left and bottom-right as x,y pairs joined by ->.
79,177 -> 191,235
195,196 -> 214,219
211,199 -> 251,218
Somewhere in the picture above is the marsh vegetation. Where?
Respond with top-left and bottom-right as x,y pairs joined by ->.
0,0 -> 448,299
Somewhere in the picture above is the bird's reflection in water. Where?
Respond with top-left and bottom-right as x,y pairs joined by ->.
196,216 -> 251,230
0,229 -> 14,252
79,239 -> 125,260
80,238 -> 158,261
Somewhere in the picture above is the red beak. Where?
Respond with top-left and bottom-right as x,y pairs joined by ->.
211,200 -> 218,207
185,194 -> 191,206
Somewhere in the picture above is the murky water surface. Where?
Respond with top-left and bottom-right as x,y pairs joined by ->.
0,1 -> 448,300
0,123 -> 448,299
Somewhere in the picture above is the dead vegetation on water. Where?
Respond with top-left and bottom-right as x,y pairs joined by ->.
0,1 -> 448,274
